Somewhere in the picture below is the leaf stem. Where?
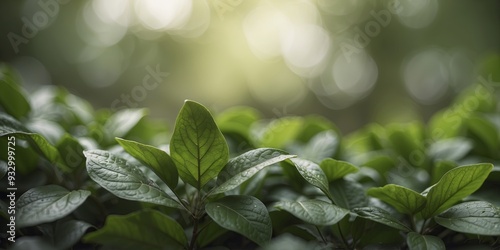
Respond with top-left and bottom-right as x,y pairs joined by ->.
316,226 -> 328,245
336,223 -> 349,249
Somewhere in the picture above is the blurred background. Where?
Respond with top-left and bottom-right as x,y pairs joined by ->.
0,0 -> 499,134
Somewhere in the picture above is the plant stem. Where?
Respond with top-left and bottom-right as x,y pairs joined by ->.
337,223 -> 349,249
316,226 -> 327,245
188,218 -> 200,250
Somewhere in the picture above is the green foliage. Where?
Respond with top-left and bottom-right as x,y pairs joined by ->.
1,63 -> 499,249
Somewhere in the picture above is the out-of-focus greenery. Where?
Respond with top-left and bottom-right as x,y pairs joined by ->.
0,0 -> 499,133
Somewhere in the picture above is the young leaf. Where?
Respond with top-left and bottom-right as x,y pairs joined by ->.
84,150 -> 182,209
116,137 -> 178,189
17,185 -> 90,228
421,163 -> 493,218
84,210 -> 188,249
211,148 -> 295,195
289,158 -> 333,202
434,201 -> 500,236
274,199 -> 348,226
0,65 -> 31,119
170,100 -> 229,190
367,184 -> 427,215
320,158 -> 359,182
353,207 -> 412,232
406,232 -> 445,250
205,195 -> 272,246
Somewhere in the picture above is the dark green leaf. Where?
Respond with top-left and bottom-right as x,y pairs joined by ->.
367,184 -> 426,215
17,185 -> 90,228
116,137 -> 178,189
353,207 -> 412,232
434,201 -> 500,236
0,161 -> 6,179
406,232 -> 445,250
206,195 -> 272,246
421,163 -> 493,218
170,100 -> 229,189
0,65 -> 30,119
211,148 -> 295,195
84,150 -> 182,209
84,210 -> 187,249
290,158 -> 333,202
57,134 -> 85,171
330,178 -> 368,209
54,220 -> 94,249
274,199 -> 348,226
320,158 -> 359,182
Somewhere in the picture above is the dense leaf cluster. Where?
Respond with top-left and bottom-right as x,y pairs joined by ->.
1,63 -> 500,249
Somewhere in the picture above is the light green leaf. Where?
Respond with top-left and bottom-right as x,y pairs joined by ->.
17,185 -> 90,228
421,163 -> 493,218
428,138 -> 473,161
353,207 -> 412,232
84,150 -> 182,209
54,220 -> 94,249
330,178 -> 368,209
288,130 -> 339,163
170,100 -> 229,189
290,158 -> 333,202
84,210 -> 187,249
104,108 -> 147,138
406,232 -> 445,250
274,200 -> 348,226
116,137 -> 178,189
0,65 -> 31,119
211,148 -> 295,195
435,201 -> 500,236
0,112 -> 69,172
320,158 -> 359,182
367,184 -> 426,215
216,106 -> 261,140
205,195 -> 272,246
258,117 -> 303,148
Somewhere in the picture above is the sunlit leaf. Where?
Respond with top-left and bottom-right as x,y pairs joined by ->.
435,201 -> 500,236
367,184 -> 426,215
84,150 -> 182,209
421,163 -> 493,218
170,100 -> 229,189
320,158 -> 359,182
206,195 -> 271,246
211,148 -> 294,195
17,185 -> 90,228
116,137 -> 178,189
274,199 -> 348,226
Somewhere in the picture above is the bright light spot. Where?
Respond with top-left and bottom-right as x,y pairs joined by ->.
333,51 -> 378,97
396,0 -> 439,29
281,24 -> 331,77
243,5 -> 288,60
135,0 -> 192,31
79,2 -> 127,47
403,48 -> 449,104
92,0 -> 132,27
167,0 -> 210,38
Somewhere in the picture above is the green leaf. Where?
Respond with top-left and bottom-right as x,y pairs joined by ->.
104,108 -> 148,138
258,117 -> 303,148
205,195 -> 272,246
17,185 -> 90,228
320,158 -> 359,182
421,163 -> 493,218
54,220 -> 94,249
0,65 -> 31,119
84,150 -> 182,209
116,137 -> 178,189
170,100 -> 229,189
428,138 -> 473,161
0,161 -> 6,179
0,113 -> 69,172
387,123 -> 427,169
216,106 -> 261,140
330,179 -> 368,209
288,130 -> 339,163
367,184 -> 427,215
466,115 -> 500,158
290,158 -> 333,202
57,134 -> 85,171
406,232 -> 445,250
274,199 -> 348,226
211,148 -> 295,195
434,201 -> 500,236
353,207 -> 412,232
84,210 -> 187,249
